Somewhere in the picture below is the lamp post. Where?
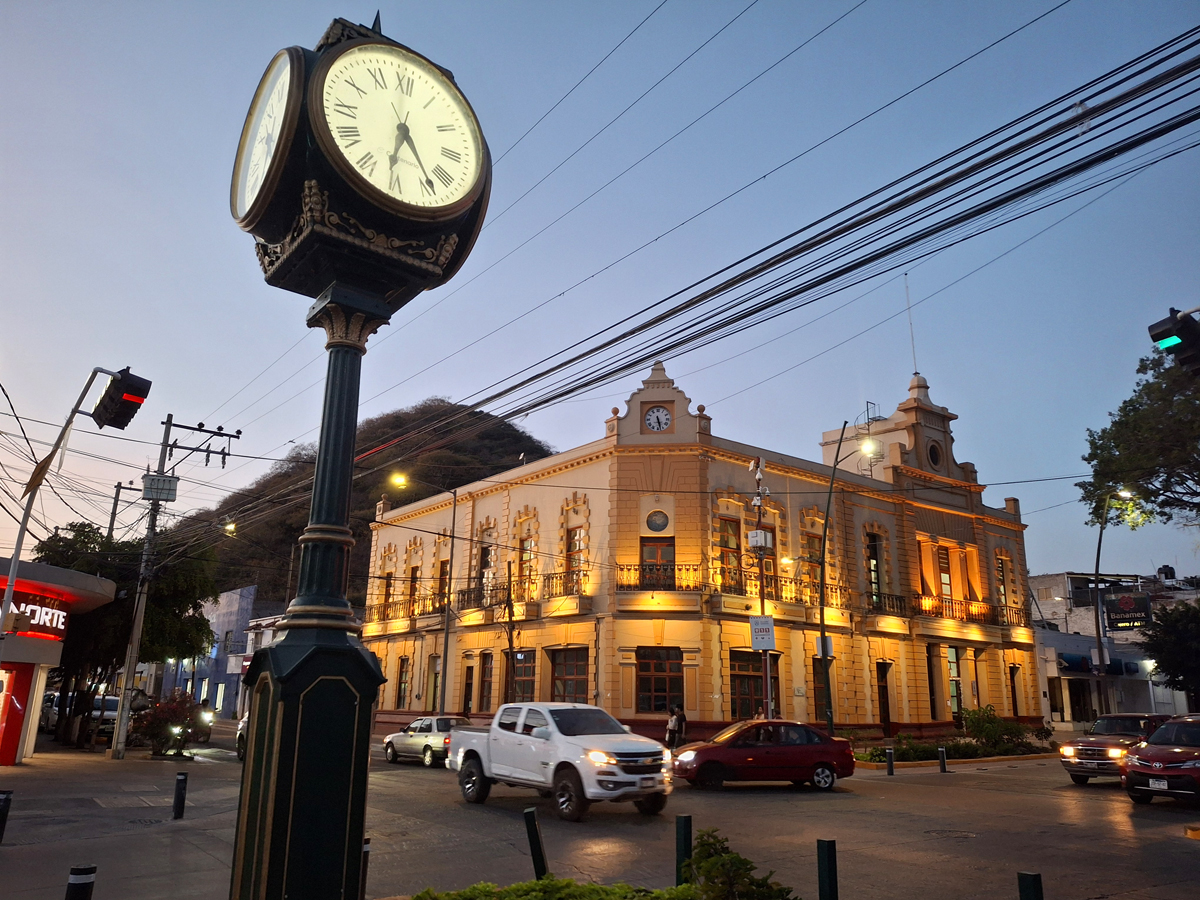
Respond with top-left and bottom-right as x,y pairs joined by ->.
1091,487 -> 1132,715
748,458 -> 773,718
392,473 -> 458,715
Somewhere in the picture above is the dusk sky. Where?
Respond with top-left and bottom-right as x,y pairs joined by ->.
1,0 -> 1197,579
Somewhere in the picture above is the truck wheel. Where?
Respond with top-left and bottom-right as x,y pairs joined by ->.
459,758 -> 491,804
634,793 -> 667,815
553,768 -> 590,821
385,742 -> 398,764
422,746 -> 435,768
697,762 -> 725,790
812,764 -> 836,791
1070,774 -> 1090,785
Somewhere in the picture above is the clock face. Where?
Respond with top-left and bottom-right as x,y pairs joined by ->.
314,41 -> 485,217
644,406 -> 672,432
231,49 -> 300,222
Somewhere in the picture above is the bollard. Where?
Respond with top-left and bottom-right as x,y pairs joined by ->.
675,814 -> 693,886
172,772 -> 188,820
938,747 -> 948,774
1017,872 -> 1044,900
885,746 -> 895,776
0,790 -> 12,845
523,807 -> 548,880
64,864 -> 97,900
359,837 -> 371,900
817,840 -> 838,900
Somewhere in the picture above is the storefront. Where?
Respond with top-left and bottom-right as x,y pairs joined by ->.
0,558 -> 115,765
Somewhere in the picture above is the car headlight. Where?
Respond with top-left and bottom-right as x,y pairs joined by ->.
1060,746 -> 1075,757
1107,748 -> 1126,759
201,711 -> 214,724
1180,759 -> 1200,769
676,750 -> 697,764
587,750 -> 618,765
1127,756 -> 1144,766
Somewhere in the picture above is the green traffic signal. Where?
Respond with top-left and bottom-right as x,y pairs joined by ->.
1156,334 -> 1183,350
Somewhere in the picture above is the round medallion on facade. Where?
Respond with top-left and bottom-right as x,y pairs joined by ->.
646,510 -> 669,532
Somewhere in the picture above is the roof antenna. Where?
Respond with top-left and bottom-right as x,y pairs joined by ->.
904,272 -> 919,376
371,10 -> 381,32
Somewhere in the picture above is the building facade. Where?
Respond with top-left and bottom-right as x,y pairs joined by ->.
361,365 -> 1042,735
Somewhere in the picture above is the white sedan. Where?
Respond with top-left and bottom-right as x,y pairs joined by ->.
384,715 -> 471,767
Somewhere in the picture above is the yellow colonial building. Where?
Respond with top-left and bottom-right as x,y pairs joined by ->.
362,365 -> 1041,735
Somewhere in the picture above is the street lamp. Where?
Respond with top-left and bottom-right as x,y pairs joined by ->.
392,472 -> 457,715
1091,487 -> 1133,714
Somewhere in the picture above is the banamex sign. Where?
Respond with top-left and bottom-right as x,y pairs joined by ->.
750,615 -> 776,650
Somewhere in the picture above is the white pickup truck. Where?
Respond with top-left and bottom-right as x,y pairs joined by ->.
448,702 -> 672,821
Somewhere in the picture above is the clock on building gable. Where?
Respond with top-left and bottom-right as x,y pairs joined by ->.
606,363 -> 712,444
230,18 -> 492,306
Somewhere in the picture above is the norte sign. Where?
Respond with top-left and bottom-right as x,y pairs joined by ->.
1105,592 -> 1151,630
750,615 -> 776,650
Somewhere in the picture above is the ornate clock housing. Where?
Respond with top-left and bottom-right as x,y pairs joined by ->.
230,47 -> 308,243
644,405 -> 672,432
231,18 -> 492,306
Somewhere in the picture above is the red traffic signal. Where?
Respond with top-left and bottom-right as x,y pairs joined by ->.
92,367 -> 152,430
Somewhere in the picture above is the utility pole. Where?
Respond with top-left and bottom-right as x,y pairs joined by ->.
505,559 -> 516,703
106,481 -> 138,541
749,458 -> 773,719
438,487 -> 457,715
111,417 -> 241,759
1090,488 -> 1131,716
817,422 -> 849,736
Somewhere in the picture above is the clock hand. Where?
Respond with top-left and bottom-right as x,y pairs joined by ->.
388,121 -> 409,170
403,132 -> 436,193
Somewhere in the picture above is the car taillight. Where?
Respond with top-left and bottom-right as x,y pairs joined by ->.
444,735 -> 451,746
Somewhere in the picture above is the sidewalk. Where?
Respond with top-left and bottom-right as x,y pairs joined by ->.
2,738 -> 240,900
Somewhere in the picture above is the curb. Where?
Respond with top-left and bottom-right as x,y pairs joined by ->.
855,752 -> 1058,770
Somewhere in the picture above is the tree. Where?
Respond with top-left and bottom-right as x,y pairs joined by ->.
1079,350 -> 1200,526
1136,602 -> 1200,711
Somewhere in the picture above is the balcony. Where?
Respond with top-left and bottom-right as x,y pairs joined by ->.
866,592 -> 909,616
914,596 -> 999,626
616,563 -> 706,592
715,567 -> 852,609
413,592 -> 449,618
997,604 -> 1030,628
542,569 -> 586,599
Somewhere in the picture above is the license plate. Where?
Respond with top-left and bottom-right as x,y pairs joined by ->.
1149,778 -> 1169,790
1080,761 -> 1099,768
639,776 -> 655,789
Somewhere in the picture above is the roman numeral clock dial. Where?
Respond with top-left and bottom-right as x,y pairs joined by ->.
314,41 -> 485,218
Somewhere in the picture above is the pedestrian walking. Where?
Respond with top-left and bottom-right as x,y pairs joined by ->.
673,704 -> 687,748
665,707 -> 679,748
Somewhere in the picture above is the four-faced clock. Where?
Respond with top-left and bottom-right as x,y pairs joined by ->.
644,406 -> 672,432
310,40 -> 487,220
231,47 -> 306,241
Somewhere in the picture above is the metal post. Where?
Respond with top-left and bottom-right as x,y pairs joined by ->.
752,462 -> 773,719
523,807 -> 549,880
172,771 -> 188,819
816,839 -> 838,900
675,814 -> 693,885
1017,872 -> 1044,900
885,746 -> 895,776
0,790 -> 11,844
817,421 -> 848,736
439,488 -> 457,714
938,746 -> 948,773
112,415 -> 172,760
64,864 -> 97,900
1092,493 -> 1112,715
359,838 -> 370,900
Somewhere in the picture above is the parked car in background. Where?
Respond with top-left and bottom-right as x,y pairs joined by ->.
1058,714 -> 1171,784
448,703 -> 672,821
40,692 -> 120,739
1124,715 -> 1200,804
672,720 -> 855,790
384,715 -> 471,767
236,712 -> 249,761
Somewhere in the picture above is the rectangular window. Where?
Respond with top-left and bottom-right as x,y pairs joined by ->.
866,533 -> 882,598
937,546 -> 953,599
508,650 -> 536,703
396,656 -> 410,709
1036,586 -> 1052,602
551,648 -> 589,703
497,706 -> 521,732
730,650 -> 779,720
518,538 -> 534,578
797,532 -> 823,581
995,556 -> 1009,604
636,646 -> 683,713
640,538 -> 676,590
947,647 -> 962,719
383,572 -> 394,603
462,665 -> 474,716
717,517 -> 740,569
566,527 -> 584,572
408,565 -> 420,600
926,644 -> 939,719
478,653 -> 493,712
437,559 -> 450,599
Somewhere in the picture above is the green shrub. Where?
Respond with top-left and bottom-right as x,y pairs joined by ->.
960,705 -> 1034,754
410,829 -> 795,900
862,729 -> 1034,763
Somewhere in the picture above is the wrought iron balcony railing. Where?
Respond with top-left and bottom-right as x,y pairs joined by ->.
616,563 -> 706,592
997,604 -> 1030,627
413,592 -> 448,617
866,592 -> 909,616
364,598 -> 416,623
715,566 -> 851,609
914,596 -> 999,625
542,569 -> 587,598
456,577 -> 541,611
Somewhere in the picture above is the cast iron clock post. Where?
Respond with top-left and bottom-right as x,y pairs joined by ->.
227,17 -> 491,900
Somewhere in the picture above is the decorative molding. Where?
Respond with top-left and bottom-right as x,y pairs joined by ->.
308,301 -> 389,351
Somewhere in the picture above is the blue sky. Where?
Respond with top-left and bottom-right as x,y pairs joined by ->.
0,1 -> 1197,577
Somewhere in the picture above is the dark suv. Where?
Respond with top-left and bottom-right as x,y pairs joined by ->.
1058,714 -> 1171,784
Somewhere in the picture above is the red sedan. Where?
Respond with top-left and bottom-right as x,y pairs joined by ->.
672,720 -> 855,790
1123,714 -> 1200,804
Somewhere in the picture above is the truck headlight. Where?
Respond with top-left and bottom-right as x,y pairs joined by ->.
1107,748 -> 1126,759
663,748 -> 672,763
587,750 -> 617,765
1060,746 -> 1075,757
676,750 -> 696,764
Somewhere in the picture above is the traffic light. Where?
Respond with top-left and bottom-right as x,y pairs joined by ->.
92,367 -> 152,429
1149,308 -> 1200,376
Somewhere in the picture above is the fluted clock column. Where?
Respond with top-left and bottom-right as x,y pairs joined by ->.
230,283 -> 394,900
